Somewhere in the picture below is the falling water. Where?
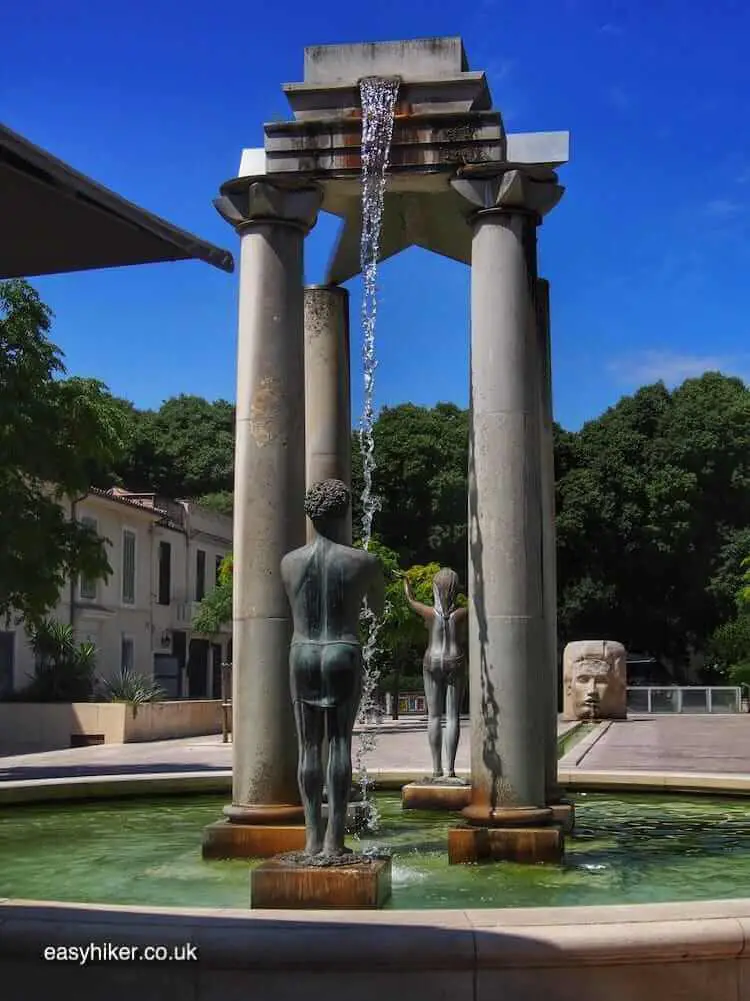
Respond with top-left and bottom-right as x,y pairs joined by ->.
353,76 -> 399,830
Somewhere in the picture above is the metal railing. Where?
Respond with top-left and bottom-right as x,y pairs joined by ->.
626,686 -> 743,714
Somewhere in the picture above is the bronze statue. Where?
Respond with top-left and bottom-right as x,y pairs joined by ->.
281,479 -> 384,857
404,568 -> 468,780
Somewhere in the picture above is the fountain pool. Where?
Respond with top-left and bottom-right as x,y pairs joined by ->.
3,791 -> 750,910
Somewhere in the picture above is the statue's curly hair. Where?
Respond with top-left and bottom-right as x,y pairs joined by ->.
304,478 -> 350,522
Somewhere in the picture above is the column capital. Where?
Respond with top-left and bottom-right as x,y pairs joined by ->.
214,177 -> 323,234
451,168 -> 564,222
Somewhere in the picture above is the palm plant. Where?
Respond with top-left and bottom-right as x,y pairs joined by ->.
99,667 -> 165,704
25,619 -> 96,702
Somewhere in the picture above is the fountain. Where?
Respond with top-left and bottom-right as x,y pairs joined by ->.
5,34 -> 750,1000
205,34 -> 570,867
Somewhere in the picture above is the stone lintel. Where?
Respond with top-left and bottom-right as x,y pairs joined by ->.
202,820 -> 305,859
281,74 -> 492,120
302,37 -> 470,85
402,782 -> 472,812
448,825 -> 563,864
251,856 -> 392,909
214,176 -> 322,232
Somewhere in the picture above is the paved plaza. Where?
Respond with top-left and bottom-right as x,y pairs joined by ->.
0,715 -> 748,783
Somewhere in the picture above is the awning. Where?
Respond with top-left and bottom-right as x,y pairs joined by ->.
0,123 -> 234,278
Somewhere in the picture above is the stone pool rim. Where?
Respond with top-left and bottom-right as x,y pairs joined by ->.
4,768 -> 750,998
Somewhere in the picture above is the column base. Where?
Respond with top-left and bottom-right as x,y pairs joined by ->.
548,800 -> 575,834
448,825 -> 563,864
402,781 -> 472,812
462,803 -> 553,827
251,855 -> 392,909
202,820 -> 306,859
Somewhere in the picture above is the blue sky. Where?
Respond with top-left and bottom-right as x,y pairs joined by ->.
4,0 -> 749,431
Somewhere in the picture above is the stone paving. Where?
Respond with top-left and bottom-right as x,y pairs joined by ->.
572,715 -> 750,773
0,715 -> 746,783
0,717 -> 576,782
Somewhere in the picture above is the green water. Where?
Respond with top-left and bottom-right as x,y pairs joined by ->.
2,792 -> 750,910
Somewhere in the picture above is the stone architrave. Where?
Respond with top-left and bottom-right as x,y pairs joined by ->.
206,177 -> 323,853
451,168 -> 564,841
304,285 -> 352,544
562,640 -> 628,721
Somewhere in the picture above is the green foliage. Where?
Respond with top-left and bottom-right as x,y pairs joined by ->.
728,662 -> 750,687
195,491 -> 234,516
113,395 -> 235,499
192,554 -> 233,636
0,280 -> 128,626
98,667 -> 165,704
20,619 -> 96,702
352,403 -> 469,576
707,615 -> 750,671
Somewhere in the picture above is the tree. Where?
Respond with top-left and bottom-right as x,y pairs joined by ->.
0,280 -> 128,627
555,374 -> 750,665
192,554 -> 233,636
352,403 -> 469,578
114,395 -> 235,499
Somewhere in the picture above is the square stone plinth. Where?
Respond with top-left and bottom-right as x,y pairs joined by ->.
202,820 -> 306,859
402,782 -> 472,812
251,855 -> 392,909
448,825 -> 563,864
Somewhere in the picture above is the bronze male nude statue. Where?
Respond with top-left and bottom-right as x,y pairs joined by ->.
404,568 -> 468,779
281,479 -> 384,857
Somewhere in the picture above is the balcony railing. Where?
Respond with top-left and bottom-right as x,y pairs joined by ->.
626,686 -> 743,714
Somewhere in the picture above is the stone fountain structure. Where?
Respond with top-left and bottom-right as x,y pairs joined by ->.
203,36 -> 571,868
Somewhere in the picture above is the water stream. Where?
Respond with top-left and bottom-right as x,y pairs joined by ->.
353,76 -> 399,827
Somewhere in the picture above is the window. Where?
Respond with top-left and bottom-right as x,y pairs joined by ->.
215,554 -> 223,585
121,635 -> 135,672
195,549 -> 206,602
79,516 -> 98,600
158,541 -> 171,606
0,631 -> 14,698
122,529 -> 136,605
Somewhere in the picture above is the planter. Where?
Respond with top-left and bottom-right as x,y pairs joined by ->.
0,700 -> 223,753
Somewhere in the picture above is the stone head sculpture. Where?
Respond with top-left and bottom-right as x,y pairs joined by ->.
562,640 -> 627,721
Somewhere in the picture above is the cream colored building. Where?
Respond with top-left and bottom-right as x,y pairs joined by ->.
0,488 -> 233,699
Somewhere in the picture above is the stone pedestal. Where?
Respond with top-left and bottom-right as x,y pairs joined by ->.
203,821 -> 306,859
448,825 -> 563,864
402,781 -> 472,812
251,855 -> 392,909
210,176 -> 323,856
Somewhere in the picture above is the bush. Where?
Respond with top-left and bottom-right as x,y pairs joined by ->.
98,667 -> 165,704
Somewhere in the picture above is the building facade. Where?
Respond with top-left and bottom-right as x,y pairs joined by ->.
0,488 -> 233,699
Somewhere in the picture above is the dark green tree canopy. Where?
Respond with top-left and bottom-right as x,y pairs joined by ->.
0,280 -> 129,625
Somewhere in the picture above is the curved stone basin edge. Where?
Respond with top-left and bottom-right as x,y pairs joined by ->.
5,767 -> 750,803
0,896 -> 749,1001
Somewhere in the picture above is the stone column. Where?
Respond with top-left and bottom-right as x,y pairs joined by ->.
304,284 -> 352,544
203,178 -> 322,859
449,169 -> 563,861
536,278 -> 562,806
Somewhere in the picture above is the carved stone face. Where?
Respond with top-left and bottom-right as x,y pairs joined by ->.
563,640 -> 627,721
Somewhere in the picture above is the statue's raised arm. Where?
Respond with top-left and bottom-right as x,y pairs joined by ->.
403,575 -> 434,621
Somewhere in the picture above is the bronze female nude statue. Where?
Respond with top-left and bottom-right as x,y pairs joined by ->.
403,568 -> 468,780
